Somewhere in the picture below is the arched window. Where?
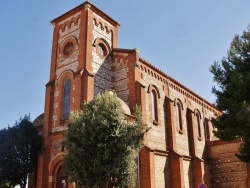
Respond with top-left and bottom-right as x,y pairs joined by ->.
204,118 -> 209,141
151,90 -> 158,122
148,85 -> 160,125
97,43 -> 107,56
62,79 -> 71,120
196,112 -> 202,139
176,102 -> 183,132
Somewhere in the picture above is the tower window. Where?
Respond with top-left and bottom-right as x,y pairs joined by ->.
151,90 -> 158,123
62,79 -> 71,120
97,43 -> 107,56
148,85 -> 160,125
204,118 -> 209,141
176,102 -> 183,133
63,42 -> 73,56
196,112 -> 202,140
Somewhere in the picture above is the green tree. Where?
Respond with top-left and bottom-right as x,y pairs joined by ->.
63,92 -> 147,188
210,25 -> 250,162
0,182 -> 14,188
0,115 -> 43,188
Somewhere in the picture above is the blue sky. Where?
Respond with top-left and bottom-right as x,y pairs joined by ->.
1,1 -> 250,129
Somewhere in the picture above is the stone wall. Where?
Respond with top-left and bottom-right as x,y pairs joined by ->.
183,159 -> 193,188
92,15 -> 113,96
51,139 -> 63,160
154,155 -> 170,188
140,72 -> 167,151
113,56 -> 129,103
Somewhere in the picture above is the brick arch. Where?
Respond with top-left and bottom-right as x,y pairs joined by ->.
70,21 -> 75,28
60,15 -> 81,32
104,26 -> 110,34
99,22 -> 104,30
194,109 -> 202,119
147,69 -> 150,74
57,71 -> 74,122
93,18 -> 98,26
194,109 -> 202,139
150,71 -> 153,77
147,84 -> 161,98
48,153 -> 69,188
93,37 -> 111,53
76,17 -> 81,25
174,98 -> 184,133
148,84 -> 161,125
59,36 -> 78,58
110,29 -> 114,41
174,98 -> 184,110
140,65 -> 144,71
57,70 -> 74,85
63,23 -> 69,32
112,54 -> 128,69
93,18 -> 112,34
49,153 -> 65,175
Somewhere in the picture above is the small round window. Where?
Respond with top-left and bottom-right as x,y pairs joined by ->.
63,42 -> 73,56
97,43 -> 107,56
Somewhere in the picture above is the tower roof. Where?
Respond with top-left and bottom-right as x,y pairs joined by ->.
51,1 -> 120,28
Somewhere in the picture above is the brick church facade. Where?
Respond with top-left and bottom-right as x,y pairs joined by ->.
30,2 -> 250,188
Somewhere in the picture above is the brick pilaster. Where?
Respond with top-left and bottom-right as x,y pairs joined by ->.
166,97 -> 177,151
169,152 -> 184,188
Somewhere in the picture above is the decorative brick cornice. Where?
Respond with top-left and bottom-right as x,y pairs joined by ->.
138,57 -> 219,114
58,15 -> 81,32
51,1 -> 120,28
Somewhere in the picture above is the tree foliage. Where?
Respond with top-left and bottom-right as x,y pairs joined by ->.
63,92 -> 147,188
0,115 -> 43,188
0,182 -> 14,188
210,25 -> 250,162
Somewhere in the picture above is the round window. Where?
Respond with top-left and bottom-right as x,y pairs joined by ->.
63,42 -> 73,56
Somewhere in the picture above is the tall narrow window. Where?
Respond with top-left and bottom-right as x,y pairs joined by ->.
151,90 -> 158,122
204,118 -> 209,141
176,102 -> 183,132
196,112 -> 202,139
62,79 -> 71,120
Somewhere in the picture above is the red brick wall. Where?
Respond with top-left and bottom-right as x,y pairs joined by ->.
208,140 -> 248,188
33,2 -> 249,188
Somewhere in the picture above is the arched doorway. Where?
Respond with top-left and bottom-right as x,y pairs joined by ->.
56,165 -> 68,188
49,153 -> 75,188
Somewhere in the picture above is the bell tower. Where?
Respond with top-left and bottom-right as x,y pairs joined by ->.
36,2 -> 120,187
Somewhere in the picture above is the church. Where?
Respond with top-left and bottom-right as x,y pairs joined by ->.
30,2 -> 250,188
